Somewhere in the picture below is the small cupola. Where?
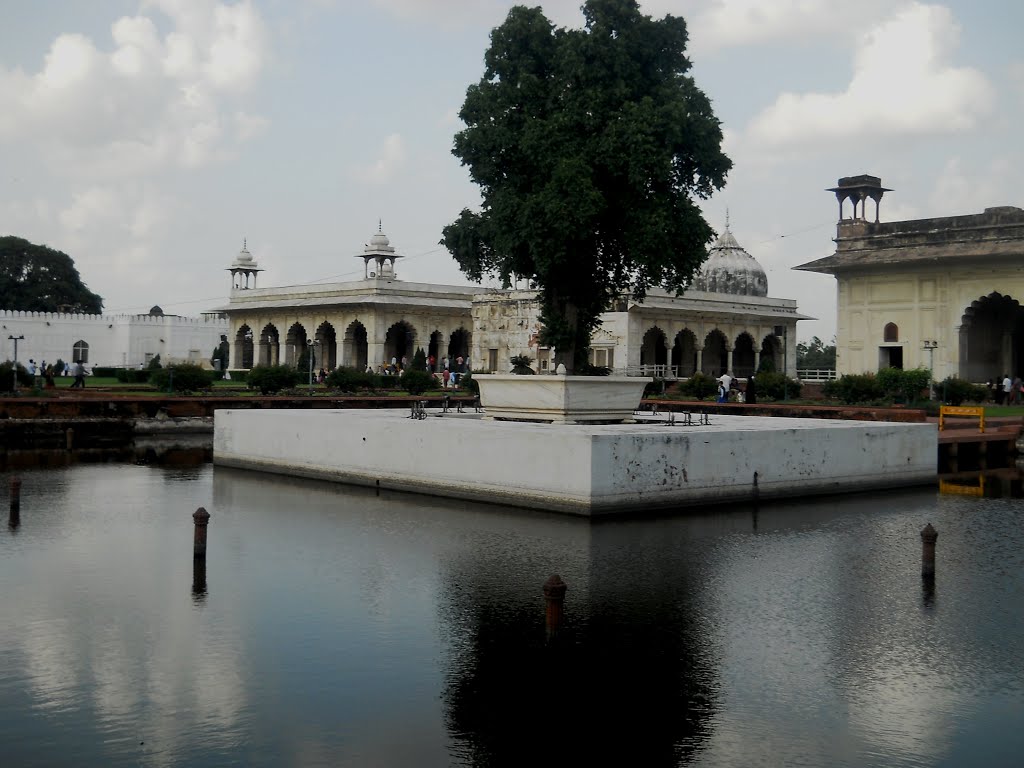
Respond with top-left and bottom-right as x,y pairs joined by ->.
358,221 -> 402,279
227,239 -> 263,290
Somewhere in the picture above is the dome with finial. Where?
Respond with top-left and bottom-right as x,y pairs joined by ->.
691,215 -> 768,297
363,221 -> 396,257
231,238 -> 257,268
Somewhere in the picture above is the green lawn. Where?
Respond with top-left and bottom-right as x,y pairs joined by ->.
984,405 -> 1024,418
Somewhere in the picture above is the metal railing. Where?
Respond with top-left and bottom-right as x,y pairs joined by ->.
796,369 -> 837,382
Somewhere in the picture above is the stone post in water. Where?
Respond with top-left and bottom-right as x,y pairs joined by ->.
193,507 -> 210,558
920,523 -> 937,579
543,574 -> 567,640
9,477 -> 21,527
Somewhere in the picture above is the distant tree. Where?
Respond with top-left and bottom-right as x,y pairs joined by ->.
411,347 -> 427,371
0,236 -> 103,312
442,0 -> 730,372
796,336 -> 836,369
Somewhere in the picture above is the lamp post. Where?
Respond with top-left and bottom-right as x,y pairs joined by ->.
8,335 -> 24,393
307,339 -> 319,386
922,340 -> 938,400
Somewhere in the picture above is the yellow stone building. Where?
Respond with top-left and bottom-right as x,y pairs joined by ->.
797,175 -> 1024,382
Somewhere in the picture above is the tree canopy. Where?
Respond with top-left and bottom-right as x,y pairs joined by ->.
0,236 -> 103,313
442,0 -> 730,371
796,336 -> 837,370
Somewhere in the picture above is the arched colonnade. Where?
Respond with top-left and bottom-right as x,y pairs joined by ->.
638,324 -> 783,378
230,314 -> 472,372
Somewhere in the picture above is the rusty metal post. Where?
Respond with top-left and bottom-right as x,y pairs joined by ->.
543,574 -> 567,640
193,507 -> 210,558
921,523 -> 937,579
192,557 -> 207,598
9,477 -> 21,527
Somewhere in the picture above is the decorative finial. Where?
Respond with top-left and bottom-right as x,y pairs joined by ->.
243,237 -> 247,250
725,208 -> 730,232
378,219 -> 382,233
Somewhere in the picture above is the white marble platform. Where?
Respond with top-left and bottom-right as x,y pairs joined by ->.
213,409 -> 938,516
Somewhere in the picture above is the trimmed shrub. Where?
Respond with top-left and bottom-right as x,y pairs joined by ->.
247,364 -> 301,394
226,370 -> 248,384
92,366 -> 118,378
644,377 -> 666,397
411,347 -> 427,372
754,371 -> 802,401
149,363 -> 214,393
401,369 -> 434,395
147,354 -> 162,370
460,370 -> 480,396
823,373 -> 885,404
116,369 -> 151,384
0,362 -> 34,392
680,372 -> 717,400
326,366 -> 379,392
938,376 -> 989,406
876,366 -> 930,403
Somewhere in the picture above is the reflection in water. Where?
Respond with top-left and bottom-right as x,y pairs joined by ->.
0,463 -> 1021,767
938,469 -> 1024,498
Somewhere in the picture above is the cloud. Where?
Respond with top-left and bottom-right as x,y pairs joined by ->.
0,0 -> 268,173
355,133 -> 407,184
686,0 -> 894,55
746,3 -> 994,147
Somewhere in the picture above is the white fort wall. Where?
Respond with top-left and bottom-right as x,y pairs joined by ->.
214,410 -> 937,516
0,310 -> 228,369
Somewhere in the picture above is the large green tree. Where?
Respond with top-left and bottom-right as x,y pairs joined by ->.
442,0 -> 730,372
0,236 -> 103,313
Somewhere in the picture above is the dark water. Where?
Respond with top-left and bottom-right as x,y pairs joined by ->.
1,461 -> 1022,767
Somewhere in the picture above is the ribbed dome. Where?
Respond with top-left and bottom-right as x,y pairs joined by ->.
692,223 -> 768,297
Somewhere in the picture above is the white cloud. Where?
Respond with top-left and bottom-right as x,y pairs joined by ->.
686,0 -> 894,55
355,133 -> 407,184
746,3 -> 994,147
0,0 -> 268,172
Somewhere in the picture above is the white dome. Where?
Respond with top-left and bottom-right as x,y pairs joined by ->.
231,241 -> 257,269
692,224 -> 768,297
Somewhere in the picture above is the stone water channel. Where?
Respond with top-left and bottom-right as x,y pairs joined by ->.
1,447 -> 1022,767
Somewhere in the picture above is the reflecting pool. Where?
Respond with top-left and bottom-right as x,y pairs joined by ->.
1,461 -> 1022,767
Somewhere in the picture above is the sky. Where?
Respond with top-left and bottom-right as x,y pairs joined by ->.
2,0 -> 1022,343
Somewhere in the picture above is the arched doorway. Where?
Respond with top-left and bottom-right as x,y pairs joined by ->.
343,321 -> 368,371
702,329 -> 728,376
733,332 -> 756,378
641,327 -> 668,371
671,329 -> 697,377
448,328 -> 470,365
259,324 -> 280,366
429,330 -> 444,370
760,335 -> 780,373
315,322 -> 337,370
385,321 -> 416,366
960,292 -> 1024,381
234,325 -> 254,369
285,323 -> 308,368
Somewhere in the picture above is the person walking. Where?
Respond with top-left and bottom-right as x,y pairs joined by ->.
71,360 -> 86,388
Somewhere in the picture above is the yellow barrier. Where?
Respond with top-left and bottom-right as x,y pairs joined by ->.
939,477 -> 985,496
938,405 -> 985,432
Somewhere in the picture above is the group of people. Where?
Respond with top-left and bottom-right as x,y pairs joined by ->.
24,359 -> 89,389
369,354 -> 470,388
717,372 -> 756,404
990,374 -> 1024,405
